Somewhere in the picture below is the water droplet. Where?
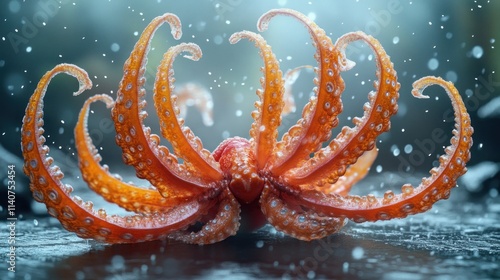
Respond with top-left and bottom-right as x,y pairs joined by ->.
343,262 -> 349,273
111,43 -> 120,52
111,255 -> 125,270
445,71 -> 458,83
391,145 -> 400,156
141,264 -> 148,273
404,144 -> 413,154
8,0 -> 21,13
392,36 -> 399,44
427,58 -> 439,71
307,12 -> 316,21
471,45 -> 483,59
352,246 -> 364,259
298,215 -> 306,223
213,35 -> 223,45
270,200 -> 278,208
490,188 -> 498,198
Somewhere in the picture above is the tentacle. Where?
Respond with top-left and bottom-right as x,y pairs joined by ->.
76,94 -> 193,214
260,184 -> 346,241
274,77 -> 473,222
111,13 -> 209,198
21,64 -> 216,243
258,9 -> 346,175
284,31 -> 400,186
153,43 -> 223,182
318,146 -> 378,196
229,31 -> 285,170
282,65 -> 314,116
174,83 -> 214,127
168,188 -> 241,244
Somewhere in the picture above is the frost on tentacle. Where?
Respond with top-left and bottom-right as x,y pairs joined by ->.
283,77 -> 473,223
154,42 -> 223,183
258,9 -> 346,175
111,13 -> 209,196
260,183 -> 346,241
169,188 -> 241,245
285,32 -> 400,187
229,31 -> 285,169
76,94 -> 194,214
21,64 -> 214,244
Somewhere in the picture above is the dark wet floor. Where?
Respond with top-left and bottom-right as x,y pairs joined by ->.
2,182 -> 499,280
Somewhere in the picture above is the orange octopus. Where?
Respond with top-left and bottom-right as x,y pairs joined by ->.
21,9 -> 473,244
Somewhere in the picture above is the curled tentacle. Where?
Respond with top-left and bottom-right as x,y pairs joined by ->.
76,94 -> 194,214
111,13 -> 209,198
168,188 -> 241,245
258,9 -> 346,175
260,184 -> 346,241
153,43 -> 223,182
284,31 -> 400,186
21,64 -> 216,243
229,31 -> 285,169
276,77 -> 473,223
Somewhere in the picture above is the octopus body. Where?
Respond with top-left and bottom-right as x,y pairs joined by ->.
21,9 -> 473,244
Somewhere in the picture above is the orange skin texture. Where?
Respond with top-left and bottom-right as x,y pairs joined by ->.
22,9 -> 473,244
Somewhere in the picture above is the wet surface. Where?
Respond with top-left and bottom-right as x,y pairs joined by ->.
2,183 -> 499,280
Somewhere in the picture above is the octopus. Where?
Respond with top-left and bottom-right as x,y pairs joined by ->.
21,9 -> 473,244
